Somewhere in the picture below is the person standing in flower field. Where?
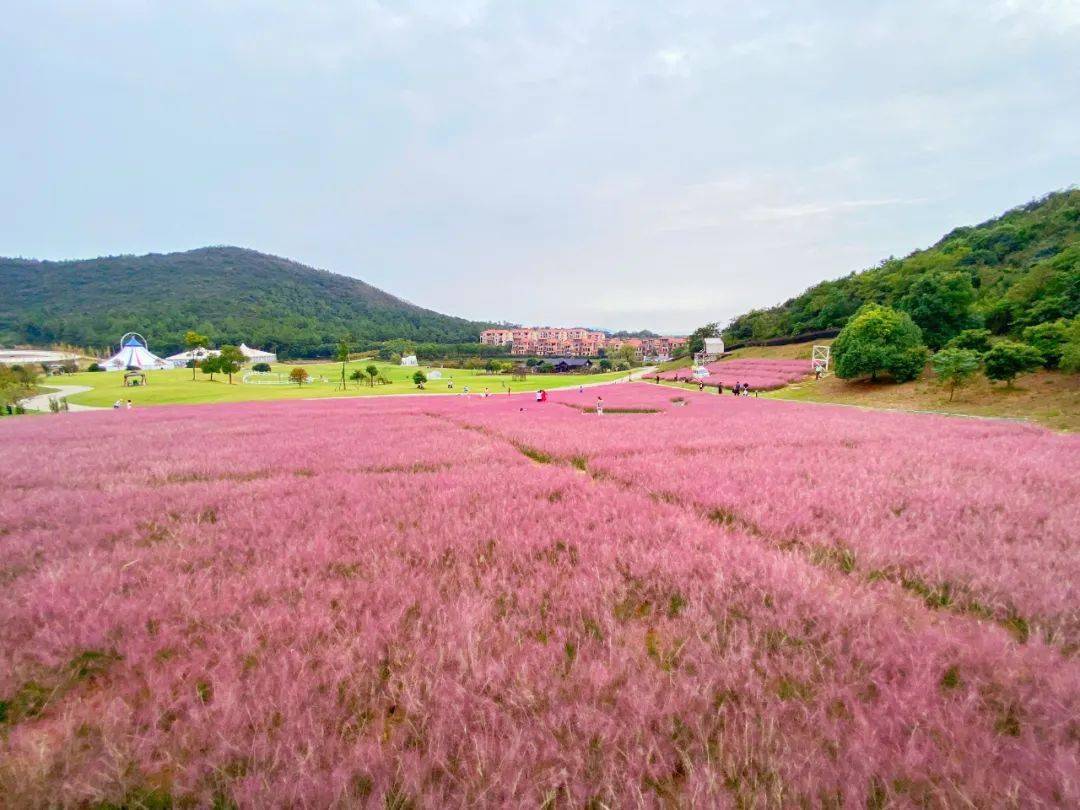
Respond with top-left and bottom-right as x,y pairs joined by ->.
596,396 -> 604,415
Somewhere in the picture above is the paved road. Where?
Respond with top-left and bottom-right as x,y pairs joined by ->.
20,385 -> 101,412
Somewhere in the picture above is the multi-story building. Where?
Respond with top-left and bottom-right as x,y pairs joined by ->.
479,329 -> 514,347
480,327 -> 687,360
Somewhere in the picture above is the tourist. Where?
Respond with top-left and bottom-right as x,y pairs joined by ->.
732,380 -> 740,395
483,387 -> 490,398
535,390 -> 542,402
698,381 -> 704,391
742,383 -> 750,397
596,396 -> 604,415
463,385 -> 469,395
126,399 -> 133,409
579,384 -> 584,394
113,399 -> 122,409
540,390 -> 548,402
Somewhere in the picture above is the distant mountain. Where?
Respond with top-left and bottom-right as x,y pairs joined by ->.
724,189 -> 1079,346
0,246 -> 494,358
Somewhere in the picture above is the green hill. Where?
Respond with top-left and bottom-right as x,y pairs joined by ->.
724,189 -> 1080,347
0,246 -> 493,358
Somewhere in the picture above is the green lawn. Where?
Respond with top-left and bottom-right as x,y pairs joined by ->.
61,361 -> 636,408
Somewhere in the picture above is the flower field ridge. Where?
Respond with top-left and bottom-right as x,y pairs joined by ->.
0,385 -> 1078,807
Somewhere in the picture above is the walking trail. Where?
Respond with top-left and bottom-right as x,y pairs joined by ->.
20,385 -> 101,412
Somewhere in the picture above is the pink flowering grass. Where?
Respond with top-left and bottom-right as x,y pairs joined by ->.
0,390 -> 1078,807
658,358 -> 813,389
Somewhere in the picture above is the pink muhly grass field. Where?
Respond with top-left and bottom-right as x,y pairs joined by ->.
657,358 -> 814,389
0,386 -> 1077,807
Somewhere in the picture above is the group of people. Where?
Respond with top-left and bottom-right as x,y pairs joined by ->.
112,399 -> 133,409
727,381 -> 754,396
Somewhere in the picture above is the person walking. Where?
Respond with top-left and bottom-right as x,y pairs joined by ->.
732,380 -> 740,395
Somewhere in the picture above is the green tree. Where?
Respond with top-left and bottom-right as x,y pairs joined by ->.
0,365 -> 37,408
335,338 -> 351,390
200,354 -> 222,382
348,368 -> 365,387
598,358 -> 612,371
930,348 -> 982,401
983,341 -> 1043,387
946,328 -> 992,354
1022,320 -> 1069,368
616,344 -> 638,367
412,370 -> 427,389
687,323 -> 720,355
289,367 -> 309,386
833,304 -> 928,383
365,364 -> 379,387
217,345 -> 245,384
898,271 -> 977,349
1059,318 -> 1080,373
184,330 -> 209,381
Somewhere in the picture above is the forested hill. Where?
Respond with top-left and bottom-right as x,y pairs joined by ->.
0,247 -> 494,358
725,189 -> 1079,348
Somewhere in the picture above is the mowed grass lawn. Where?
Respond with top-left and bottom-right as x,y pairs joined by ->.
61,361 -> 636,407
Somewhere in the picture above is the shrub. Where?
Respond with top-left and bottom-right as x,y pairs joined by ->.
87,362 -> 103,372
833,304 -> 928,383
289,367 -> 309,386
983,341 -> 1043,386
252,362 -> 272,373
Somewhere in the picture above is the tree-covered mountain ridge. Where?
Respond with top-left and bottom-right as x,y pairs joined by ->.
0,246 -> 495,358
724,188 -> 1079,345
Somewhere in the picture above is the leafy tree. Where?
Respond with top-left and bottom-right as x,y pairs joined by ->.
616,344 -> 638,367
348,368 -> 365,386
335,338 -> 351,390
216,345 -> 245,384
201,354 -> 222,382
833,304 -> 928,383
983,341 -> 1043,386
898,271 -> 977,349
946,328 -> 992,353
289,367 -> 309,386
1022,319 -> 1069,368
184,330 -> 209,381
412,370 -> 427,389
252,362 -> 271,373
0,365 -> 37,407
687,323 -> 720,356
365,364 -> 379,387
598,358 -> 612,371
1059,318 -> 1080,373
930,348 -> 982,401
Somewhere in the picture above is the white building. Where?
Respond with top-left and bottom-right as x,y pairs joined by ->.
400,354 -> 418,366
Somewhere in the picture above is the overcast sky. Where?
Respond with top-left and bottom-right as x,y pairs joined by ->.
2,1 -> 1078,333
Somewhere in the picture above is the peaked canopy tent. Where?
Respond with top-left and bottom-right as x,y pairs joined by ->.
101,333 -> 169,371
239,343 -> 277,364
165,347 -> 221,369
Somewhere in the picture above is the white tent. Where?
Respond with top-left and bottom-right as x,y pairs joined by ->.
239,343 -> 277,364
100,333 -> 169,371
164,347 -> 220,369
400,354 -> 418,366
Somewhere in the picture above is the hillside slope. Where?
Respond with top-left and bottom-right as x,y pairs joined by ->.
725,189 -> 1080,344
0,247 -> 493,358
